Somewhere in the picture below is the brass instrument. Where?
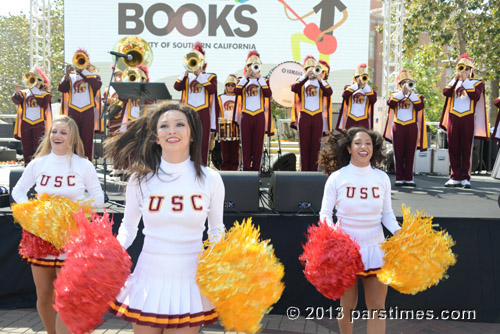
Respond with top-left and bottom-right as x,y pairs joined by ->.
407,80 -> 416,90
22,72 -> 43,89
251,62 -> 261,73
108,97 -> 124,119
360,74 -> 370,84
456,64 -> 466,73
313,64 -> 323,76
113,36 -> 153,70
123,67 -> 145,82
183,50 -> 204,72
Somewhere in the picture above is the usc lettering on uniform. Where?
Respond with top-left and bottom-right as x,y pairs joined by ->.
148,194 -> 204,213
346,186 -> 380,199
40,175 -> 77,187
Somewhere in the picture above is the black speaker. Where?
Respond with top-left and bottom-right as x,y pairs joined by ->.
219,171 -> 260,212
270,171 -> 327,213
271,152 -> 296,171
9,168 -> 24,195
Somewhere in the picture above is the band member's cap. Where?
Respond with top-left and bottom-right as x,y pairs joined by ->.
303,55 -> 317,70
136,64 -> 150,82
456,53 -> 474,69
246,50 -> 262,67
397,69 -> 414,83
318,60 -> 330,75
111,65 -> 123,75
34,67 -> 50,85
353,63 -> 368,77
225,74 -> 238,86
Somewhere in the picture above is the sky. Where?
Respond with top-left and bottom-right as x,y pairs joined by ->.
0,0 -> 31,17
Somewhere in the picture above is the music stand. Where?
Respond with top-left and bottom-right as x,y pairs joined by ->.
111,82 -> 172,101
101,82 -> 171,207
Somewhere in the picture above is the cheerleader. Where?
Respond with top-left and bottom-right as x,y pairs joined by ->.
105,102 -> 224,333
318,127 -> 400,334
11,115 -> 104,334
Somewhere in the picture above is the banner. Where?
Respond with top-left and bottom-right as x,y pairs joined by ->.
65,0 -> 370,103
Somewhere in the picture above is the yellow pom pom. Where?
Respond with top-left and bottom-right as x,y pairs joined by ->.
197,218 -> 285,334
377,205 -> 457,294
12,193 -> 92,250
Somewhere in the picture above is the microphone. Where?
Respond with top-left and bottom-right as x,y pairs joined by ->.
109,51 -> 133,60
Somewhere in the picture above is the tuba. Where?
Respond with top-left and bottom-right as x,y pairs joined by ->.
183,50 -> 204,72
113,36 -> 153,70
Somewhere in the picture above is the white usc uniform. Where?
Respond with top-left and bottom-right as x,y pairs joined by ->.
110,158 -> 224,328
12,152 -> 104,266
320,163 -> 401,272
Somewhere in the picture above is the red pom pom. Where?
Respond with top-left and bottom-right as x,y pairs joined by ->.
54,210 -> 131,334
358,63 -> 367,69
247,50 -> 260,60
300,219 -> 364,300
19,229 -> 60,258
75,48 -> 89,58
193,41 -> 205,55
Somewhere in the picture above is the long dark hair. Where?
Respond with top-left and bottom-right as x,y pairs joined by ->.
318,127 -> 386,175
104,102 -> 204,184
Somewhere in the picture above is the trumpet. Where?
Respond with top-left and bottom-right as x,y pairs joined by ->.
313,64 -> 323,76
251,62 -> 261,73
183,51 -> 204,72
360,74 -> 369,83
407,80 -> 416,90
456,64 -> 466,72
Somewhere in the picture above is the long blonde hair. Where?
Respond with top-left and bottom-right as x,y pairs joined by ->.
34,115 -> 86,158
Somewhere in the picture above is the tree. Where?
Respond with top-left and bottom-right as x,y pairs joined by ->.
0,0 -> 64,118
403,0 -> 500,122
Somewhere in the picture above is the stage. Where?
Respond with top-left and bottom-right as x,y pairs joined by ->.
0,167 -> 499,323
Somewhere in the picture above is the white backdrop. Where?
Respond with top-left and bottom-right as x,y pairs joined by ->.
65,0 -> 370,102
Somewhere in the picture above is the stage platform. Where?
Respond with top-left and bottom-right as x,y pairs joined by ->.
1,165 -> 499,325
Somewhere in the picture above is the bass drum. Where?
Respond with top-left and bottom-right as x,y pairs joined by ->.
268,61 -> 303,108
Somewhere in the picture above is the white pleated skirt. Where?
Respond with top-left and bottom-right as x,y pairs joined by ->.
109,251 -> 218,328
341,223 -> 386,276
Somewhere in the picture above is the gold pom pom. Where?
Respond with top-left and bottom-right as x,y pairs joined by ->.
12,193 -> 92,250
377,205 -> 457,294
197,218 -> 285,334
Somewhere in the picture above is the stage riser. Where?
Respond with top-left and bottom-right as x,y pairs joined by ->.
1,214 -> 499,322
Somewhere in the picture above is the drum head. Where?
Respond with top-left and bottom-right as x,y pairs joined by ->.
268,61 -> 303,108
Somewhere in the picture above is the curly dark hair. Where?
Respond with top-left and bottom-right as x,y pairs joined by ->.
104,102 -> 204,184
318,127 -> 386,175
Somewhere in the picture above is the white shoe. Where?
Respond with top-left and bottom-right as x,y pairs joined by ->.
461,180 -> 471,189
405,181 -> 416,187
395,181 -> 404,187
444,179 -> 460,187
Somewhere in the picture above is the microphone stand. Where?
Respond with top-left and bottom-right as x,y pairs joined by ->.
100,55 -> 125,208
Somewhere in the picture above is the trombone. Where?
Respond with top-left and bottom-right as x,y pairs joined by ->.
183,50 -> 204,72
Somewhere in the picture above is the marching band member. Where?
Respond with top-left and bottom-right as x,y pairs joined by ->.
493,97 -> 500,142
12,68 -> 53,165
383,70 -> 427,187
216,75 -> 240,171
232,50 -> 274,171
119,64 -> 154,132
58,49 -> 102,160
336,64 -> 376,131
174,42 -> 217,166
440,53 -> 490,188
102,65 -> 123,137
291,56 -> 333,171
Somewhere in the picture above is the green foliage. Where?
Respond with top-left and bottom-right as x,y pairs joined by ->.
0,0 -> 64,116
403,0 -> 500,120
